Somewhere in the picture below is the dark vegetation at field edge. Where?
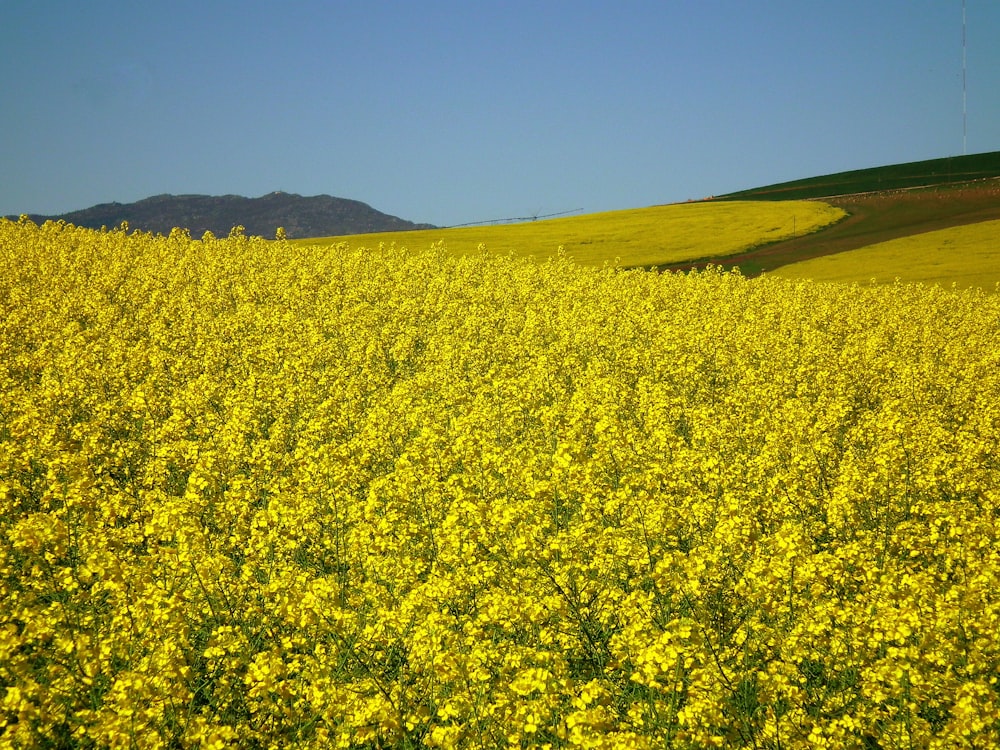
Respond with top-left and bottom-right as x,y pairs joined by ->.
717,150 -> 1000,201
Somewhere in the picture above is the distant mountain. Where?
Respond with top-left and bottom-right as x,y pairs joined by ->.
8,192 -> 436,239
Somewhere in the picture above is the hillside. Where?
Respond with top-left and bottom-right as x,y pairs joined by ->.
653,151 -> 1000,278
8,192 -> 436,239
718,150 -> 1000,201
657,180 -> 1000,277
295,201 -> 844,269
774,218 -> 1000,290
290,151 -> 1000,283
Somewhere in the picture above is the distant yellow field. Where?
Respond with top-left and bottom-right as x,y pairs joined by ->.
297,200 -> 845,267
775,219 -> 1000,290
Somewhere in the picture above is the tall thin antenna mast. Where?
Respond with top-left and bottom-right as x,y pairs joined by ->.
963,0 -> 967,154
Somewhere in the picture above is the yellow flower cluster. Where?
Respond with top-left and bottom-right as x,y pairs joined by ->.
2,217 -> 999,749
776,218 -> 1000,291
301,200 -> 845,269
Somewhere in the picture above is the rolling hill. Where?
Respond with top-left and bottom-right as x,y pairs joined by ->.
293,201 -> 845,270
291,151 -> 1000,286
717,150 -> 1000,201
657,151 -> 1000,279
10,150 -> 999,287
774,218 -> 1000,290
658,180 -> 1000,277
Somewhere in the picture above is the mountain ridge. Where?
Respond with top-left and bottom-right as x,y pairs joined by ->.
6,191 -> 436,239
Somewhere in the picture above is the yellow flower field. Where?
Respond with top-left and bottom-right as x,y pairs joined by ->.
2,217 -> 999,749
297,200 -> 845,268
774,218 -> 1000,291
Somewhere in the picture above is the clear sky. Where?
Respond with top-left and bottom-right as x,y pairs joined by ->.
3,1 -> 998,227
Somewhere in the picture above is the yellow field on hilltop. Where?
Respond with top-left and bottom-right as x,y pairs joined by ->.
3,217 -> 1000,748
298,200 -> 845,267
775,218 -> 1000,290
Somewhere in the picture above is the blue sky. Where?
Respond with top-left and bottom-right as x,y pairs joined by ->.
3,1 -> 998,227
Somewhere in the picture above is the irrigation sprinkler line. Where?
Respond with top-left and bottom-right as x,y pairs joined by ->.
443,208 -> 585,229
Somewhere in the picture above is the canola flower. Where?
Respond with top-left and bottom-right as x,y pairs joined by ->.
775,218 -> 1000,291
1,216 -> 999,749
298,200 -> 845,269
